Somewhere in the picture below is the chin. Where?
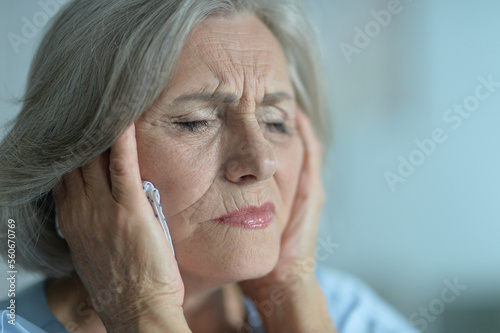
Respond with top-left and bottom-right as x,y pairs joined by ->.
178,227 -> 282,285
224,241 -> 281,282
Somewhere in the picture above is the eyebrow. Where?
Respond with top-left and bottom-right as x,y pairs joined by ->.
172,91 -> 293,105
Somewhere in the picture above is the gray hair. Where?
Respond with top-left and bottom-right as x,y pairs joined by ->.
0,0 -> 332,278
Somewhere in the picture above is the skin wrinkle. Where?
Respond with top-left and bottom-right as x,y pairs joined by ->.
133,16 -> 304,328
194,28 -> 271,92
192,18 -> 273,107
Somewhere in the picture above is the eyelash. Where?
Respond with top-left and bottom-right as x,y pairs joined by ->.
175,120 -> 210,132
175,121 -> 289,134
266,122 -> 289,134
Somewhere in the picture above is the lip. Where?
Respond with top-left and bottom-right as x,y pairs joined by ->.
206,201 -> 275,230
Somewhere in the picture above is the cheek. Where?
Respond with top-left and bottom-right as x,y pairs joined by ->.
136,122 -> 303,236
136,131 -> 219,218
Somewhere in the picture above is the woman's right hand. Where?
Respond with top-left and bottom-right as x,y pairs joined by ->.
53,124 -> 189,332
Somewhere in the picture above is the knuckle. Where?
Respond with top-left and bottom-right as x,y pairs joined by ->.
109,156 -> 131,176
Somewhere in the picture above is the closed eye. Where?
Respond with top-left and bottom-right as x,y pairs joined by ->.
174,120 -> 210,132
174,120 -> 288,134
266,122 -> 288,134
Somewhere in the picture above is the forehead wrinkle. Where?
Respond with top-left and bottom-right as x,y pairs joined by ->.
188,19 -> 275,91
161,15 -> 292,113
194,42 -> 272,87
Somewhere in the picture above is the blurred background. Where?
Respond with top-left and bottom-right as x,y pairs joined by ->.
1,1 -> 499,332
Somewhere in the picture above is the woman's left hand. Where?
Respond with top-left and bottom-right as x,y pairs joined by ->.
239,107 -> 337,333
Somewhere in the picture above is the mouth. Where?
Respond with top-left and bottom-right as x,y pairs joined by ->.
205,201 -> 275,230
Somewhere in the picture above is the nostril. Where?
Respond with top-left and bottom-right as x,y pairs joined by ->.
237,174 -> 258,185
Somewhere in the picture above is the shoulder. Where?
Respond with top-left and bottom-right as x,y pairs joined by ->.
315,264 -> 418,333
0,279 -> 68,332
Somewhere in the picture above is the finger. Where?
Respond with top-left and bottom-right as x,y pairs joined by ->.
58,168 -> 84,201
109,123 -> 143,203
52,169 -> 84,235
52,178 -> 66,236
80,150 -> 112,198
295,107 -> 325,199
295,106 -> 323,158
52,177 -> 67,203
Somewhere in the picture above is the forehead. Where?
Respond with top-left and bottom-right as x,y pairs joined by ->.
164,14 -> 291,97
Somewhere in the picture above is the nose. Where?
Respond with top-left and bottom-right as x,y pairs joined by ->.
224,116 -> 278,185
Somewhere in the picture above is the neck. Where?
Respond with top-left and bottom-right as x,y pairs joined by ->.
181,270 -> 247,333
46,274 -> 247,333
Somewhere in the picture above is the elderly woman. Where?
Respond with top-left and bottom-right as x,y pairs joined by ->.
0,0 -> 416,332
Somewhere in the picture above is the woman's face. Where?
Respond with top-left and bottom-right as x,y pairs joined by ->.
135,14 -> 304,284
